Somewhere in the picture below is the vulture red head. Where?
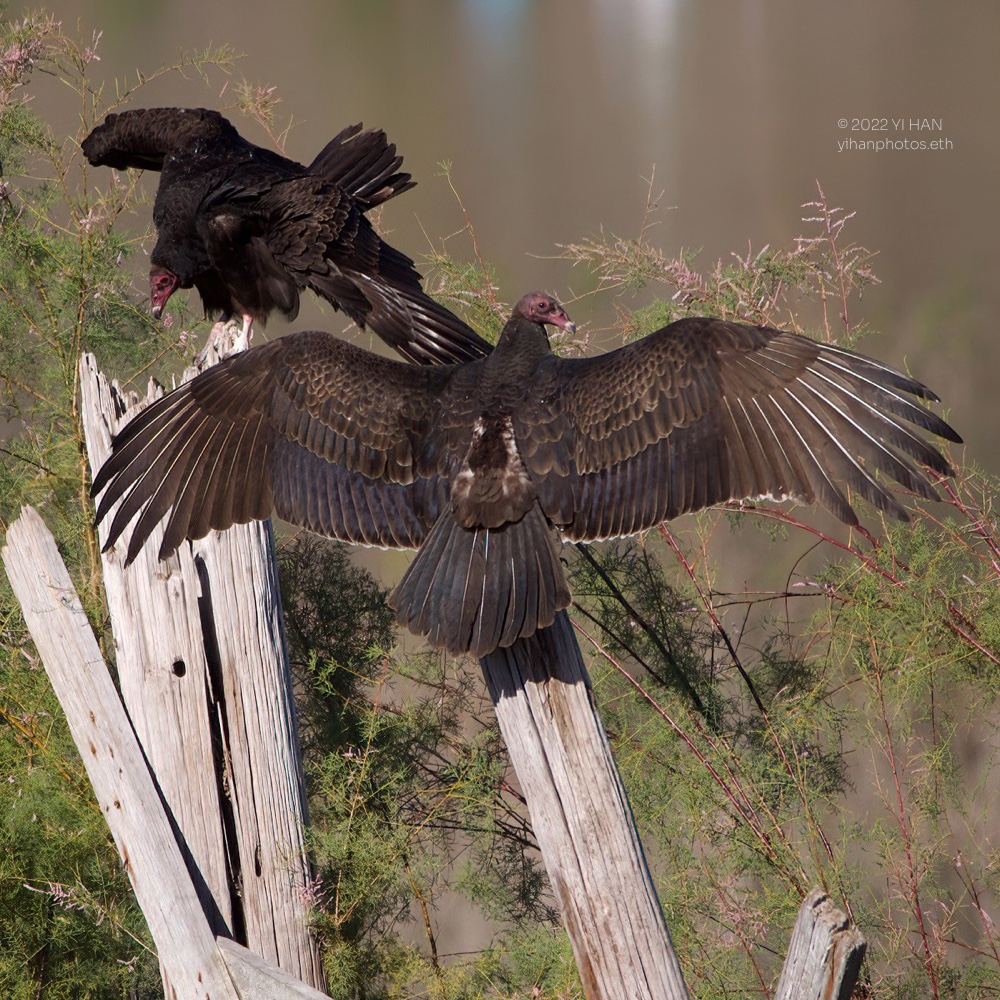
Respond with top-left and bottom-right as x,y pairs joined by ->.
149,266 -> 180,319
512,291 -> 576,333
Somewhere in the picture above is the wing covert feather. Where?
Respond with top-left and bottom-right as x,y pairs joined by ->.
528,318 -> 959,538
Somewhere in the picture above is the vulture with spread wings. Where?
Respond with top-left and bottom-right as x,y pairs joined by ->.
92,293 -> 961,656
82,107 -> 490,364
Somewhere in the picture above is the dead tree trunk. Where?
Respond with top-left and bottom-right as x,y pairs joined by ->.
480,611 -> 690,1000
3,507 -> 342,999
78,350 -> 325,993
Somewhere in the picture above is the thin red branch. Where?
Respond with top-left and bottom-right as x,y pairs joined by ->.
939,476 -> 1000,576
874,667 -> 941,998
732,504 -> 903,587
444,168 -> 499,313
573,617 -> 806,892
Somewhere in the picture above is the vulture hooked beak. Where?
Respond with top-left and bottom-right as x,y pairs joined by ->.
149,267 -> 179,319
551,304 -> 576,335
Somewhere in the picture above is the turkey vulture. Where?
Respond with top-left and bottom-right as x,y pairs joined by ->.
92,292 -> 961,656
82,107 -> 491,364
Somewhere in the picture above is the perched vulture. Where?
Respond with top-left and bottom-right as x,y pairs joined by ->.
82,107 -> 490,364
92,292 -> 961,657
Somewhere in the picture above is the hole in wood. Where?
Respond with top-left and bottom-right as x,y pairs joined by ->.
171,660 -> 186,677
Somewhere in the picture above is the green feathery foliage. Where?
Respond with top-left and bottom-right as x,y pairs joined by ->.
0,15 -> 235,999
559,198 -> 999,998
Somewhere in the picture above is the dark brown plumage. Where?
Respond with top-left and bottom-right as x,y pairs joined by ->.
82,107 -> 490,364
92,292 -> 961,656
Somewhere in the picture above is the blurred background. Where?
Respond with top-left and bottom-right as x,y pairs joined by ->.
26,0 -> 999,467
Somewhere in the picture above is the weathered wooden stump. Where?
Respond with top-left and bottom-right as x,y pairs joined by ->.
79,348 -> 325,994
775,888 -> 866,1000
481,612 -> 689,999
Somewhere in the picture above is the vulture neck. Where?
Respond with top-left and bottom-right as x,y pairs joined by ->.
492,318 -> 551,360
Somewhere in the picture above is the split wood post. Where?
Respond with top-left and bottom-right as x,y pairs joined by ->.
774,888 -> 866,999
2,508 -> 239,1000
480,610 -> 690,1000
78,350 -> 325,993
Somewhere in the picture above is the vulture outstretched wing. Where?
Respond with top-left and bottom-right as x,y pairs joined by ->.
92,331 -> 459,566
523,318 -> 960,539
93,297 -> 961,655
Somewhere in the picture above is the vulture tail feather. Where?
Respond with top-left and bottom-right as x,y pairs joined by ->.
308,123 -> 415,209
388,505 -> 570,656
